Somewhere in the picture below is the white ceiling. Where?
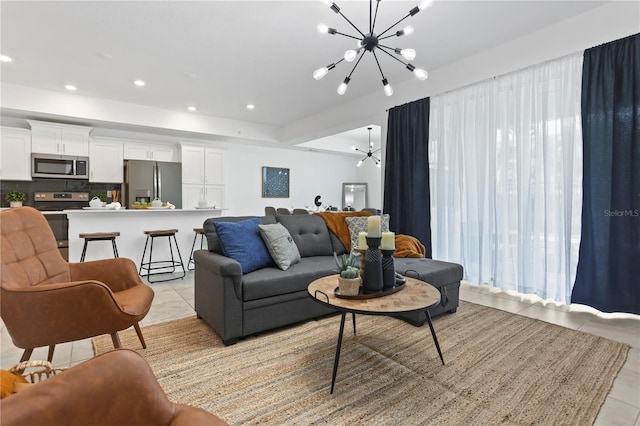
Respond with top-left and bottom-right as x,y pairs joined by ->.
0,0 -> 609,149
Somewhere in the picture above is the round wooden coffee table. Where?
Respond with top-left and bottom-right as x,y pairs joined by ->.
308,275 -> 445,394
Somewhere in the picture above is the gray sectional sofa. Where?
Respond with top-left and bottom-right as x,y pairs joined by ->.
194,214 -> 463,345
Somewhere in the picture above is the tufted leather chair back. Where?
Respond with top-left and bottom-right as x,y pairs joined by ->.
1,207 -> 70,289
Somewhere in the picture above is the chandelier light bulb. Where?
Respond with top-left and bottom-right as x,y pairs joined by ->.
400,48 -> 416,61
317,24 -> 329,34
418,0 -> 435,11
382,78 -> 393,96
337,77 -> 351,95
403,25 -> 414,36
344,49 -> 357,62
413,68 -> 429,80
376,162 -> 381,168
357,160 -> 363,167
313,66 -> 329,80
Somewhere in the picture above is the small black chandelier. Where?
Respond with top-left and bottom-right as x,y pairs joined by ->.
314,0 -> 432,96
354,127 -> 381,167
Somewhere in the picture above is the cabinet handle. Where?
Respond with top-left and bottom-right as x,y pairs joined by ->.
57,143 -> 61,153
62,143 -> 66,153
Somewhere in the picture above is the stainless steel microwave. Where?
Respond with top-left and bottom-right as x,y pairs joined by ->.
31,154 -> 89,179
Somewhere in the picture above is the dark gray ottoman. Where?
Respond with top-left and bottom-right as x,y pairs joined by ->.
393,257 -> 463,326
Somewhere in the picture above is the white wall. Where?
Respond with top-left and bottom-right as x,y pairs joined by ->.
214,142 -> 365,216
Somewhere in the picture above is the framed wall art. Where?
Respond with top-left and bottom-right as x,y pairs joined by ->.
262,167 -> 290,198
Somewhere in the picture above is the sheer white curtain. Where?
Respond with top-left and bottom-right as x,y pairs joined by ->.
429,53 -> 583,303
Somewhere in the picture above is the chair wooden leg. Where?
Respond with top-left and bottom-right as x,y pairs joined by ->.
133,323 -> 147,349
47,345 -> 55,362
19,348 -> 33,362
111,332 -> 122,349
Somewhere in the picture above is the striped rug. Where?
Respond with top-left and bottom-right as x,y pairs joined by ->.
93,301 -> 629,425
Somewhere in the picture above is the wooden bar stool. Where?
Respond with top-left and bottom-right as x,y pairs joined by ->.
79,232 -> 120,262
188,228 -> 207,271
138,229 -> 186,283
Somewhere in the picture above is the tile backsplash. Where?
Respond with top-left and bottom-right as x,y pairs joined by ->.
1,179 -> 121,208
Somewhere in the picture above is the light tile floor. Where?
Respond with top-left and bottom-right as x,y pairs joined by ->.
1,275 -> 638,425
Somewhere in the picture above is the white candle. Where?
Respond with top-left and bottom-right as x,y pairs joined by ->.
358,232 -> 368,250
381,232 -> 395,250
367,216 -> 381,238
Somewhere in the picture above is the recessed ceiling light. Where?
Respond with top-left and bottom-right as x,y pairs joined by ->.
246,104 -> 255,110
187,106 -> 197,112
0,54 -> 13,63
134,79 -> 146,87
64,85 -> 77,91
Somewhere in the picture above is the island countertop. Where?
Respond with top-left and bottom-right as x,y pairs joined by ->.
65,208 -> 223,268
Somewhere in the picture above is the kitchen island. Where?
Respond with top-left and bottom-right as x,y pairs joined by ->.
65,208 -> 223,270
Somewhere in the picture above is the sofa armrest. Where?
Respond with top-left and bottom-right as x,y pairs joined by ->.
193,250 -> 244,345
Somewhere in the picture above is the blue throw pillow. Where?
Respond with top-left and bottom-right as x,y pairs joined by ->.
214,218 -> 274,274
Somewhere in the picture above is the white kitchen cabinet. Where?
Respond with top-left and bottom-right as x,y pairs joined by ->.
181,145 -> 225,208
183,184 -> 225,209
1,127 -> 32,181
181,146 -> 224,185
27,120 -> 91,156
123,143 -> 177,162
89,138 -> 124,183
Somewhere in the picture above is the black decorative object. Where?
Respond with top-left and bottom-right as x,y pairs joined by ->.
362,236 -> 383,294
314,0 -> 432,96
314,195 -> 322,207
262,167 -> 290,198
381,249 -> 395,290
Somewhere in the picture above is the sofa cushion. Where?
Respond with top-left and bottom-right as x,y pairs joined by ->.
242,256 -> 336,301
258,223 -> 301,271
204,216 -> 276,254
345,214 -> 390,251
214,218 -> 274,274
276,215 -> 334,257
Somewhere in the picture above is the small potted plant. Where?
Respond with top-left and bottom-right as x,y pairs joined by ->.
5,190 -> 27,208
334,252 -> 361,296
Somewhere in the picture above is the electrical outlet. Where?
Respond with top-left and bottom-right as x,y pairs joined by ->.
106,190 -> 112,198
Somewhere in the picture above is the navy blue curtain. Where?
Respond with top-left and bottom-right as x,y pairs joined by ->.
383,98 -> 432,258
571,34 -> 640,314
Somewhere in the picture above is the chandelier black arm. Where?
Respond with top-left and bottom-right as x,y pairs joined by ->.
334,30 -> 362,42
376,45 -> 410,67
354,147 -> 368,154
334,6 -> 366,38
371,0 -> 381,34
377,12 -> 412,38
346,50 -> 367,79
371,50 -> 386,79
360,154 -> 369,162
371,148 -> 382,154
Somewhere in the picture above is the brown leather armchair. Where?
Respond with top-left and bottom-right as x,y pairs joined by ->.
0,348 -> 228,426
0,207 -> 154,362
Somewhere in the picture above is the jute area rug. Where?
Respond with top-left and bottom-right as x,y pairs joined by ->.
93,301 -> 629,425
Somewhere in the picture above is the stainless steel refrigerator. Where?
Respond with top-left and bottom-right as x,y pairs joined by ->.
124,160 -> 182,208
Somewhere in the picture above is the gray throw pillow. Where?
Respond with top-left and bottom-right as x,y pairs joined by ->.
259,223 -> 301,270
345,214 -> 390,252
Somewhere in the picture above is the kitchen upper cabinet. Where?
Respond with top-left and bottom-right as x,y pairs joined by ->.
123,143 -> 177,162
89,138 -> 124,183
27,120 -> 91,156
1,127 -> 31,181
181,146 -> 224,185
181,145 -> 225,208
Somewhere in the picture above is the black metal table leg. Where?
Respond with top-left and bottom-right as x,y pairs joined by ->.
352,313 -> 356,336
330,312 -> 347,394
425,309 -> 445,365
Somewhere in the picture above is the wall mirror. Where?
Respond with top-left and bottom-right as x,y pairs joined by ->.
342,182 -> 368,211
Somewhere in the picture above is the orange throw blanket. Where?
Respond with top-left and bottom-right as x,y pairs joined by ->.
314,211 -> 371,252
394,234 -> 426,258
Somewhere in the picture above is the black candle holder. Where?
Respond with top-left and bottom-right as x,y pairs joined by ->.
381,249 -> 396,290
363,236 -> 383,294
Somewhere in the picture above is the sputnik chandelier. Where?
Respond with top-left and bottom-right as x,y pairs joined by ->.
314,0 -> 432,96
354,127 -> 381,167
